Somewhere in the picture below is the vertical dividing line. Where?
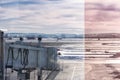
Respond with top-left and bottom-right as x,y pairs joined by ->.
83,0 -> 85,79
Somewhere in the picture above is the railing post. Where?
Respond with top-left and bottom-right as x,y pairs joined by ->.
0,31 -> 4,80
37,69 -> 42,80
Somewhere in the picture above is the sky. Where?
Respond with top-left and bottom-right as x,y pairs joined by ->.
0,0 -> 84,34
86,0 -> 120,34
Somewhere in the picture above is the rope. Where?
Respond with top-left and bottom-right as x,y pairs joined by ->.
20,49 -> 29,68
6,47 -> 29,69
6,47 -> 14,68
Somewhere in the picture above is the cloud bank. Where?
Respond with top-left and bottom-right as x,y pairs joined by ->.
86,0 -> 120,33
0,0 -> 84,34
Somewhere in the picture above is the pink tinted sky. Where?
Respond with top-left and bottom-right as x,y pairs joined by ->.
85,0 -> 120,34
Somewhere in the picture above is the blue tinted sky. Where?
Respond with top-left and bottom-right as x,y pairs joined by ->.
0,0 -> 84,34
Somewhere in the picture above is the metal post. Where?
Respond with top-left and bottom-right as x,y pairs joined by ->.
0,31 -> 4,80
18,70 -> 30,80
37,69 -> 42,80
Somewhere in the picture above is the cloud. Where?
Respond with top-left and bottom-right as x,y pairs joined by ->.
86,3 -> 120,12
0,0 -> 84,34
86,2 -> 120,22
86,0 -> 120,33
